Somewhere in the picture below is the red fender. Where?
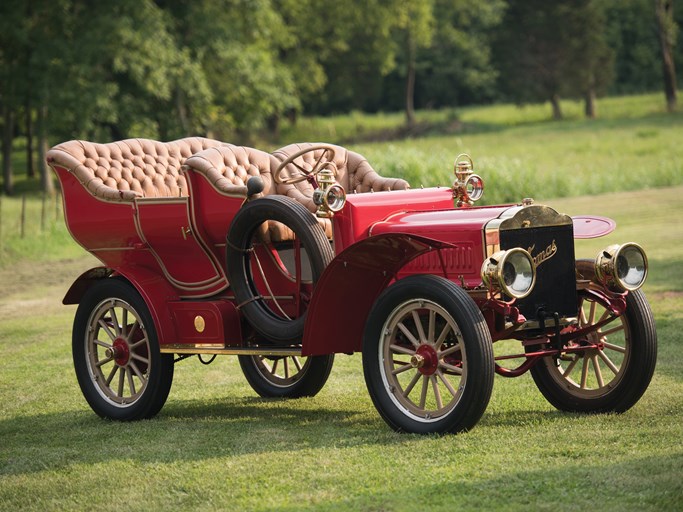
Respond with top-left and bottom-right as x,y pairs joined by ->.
63,266 -> 180,345
302,233 -> 453,356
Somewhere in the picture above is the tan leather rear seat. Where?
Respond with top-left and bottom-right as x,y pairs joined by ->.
47,137 -> 225,201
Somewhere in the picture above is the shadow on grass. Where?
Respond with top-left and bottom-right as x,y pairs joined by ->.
0,397 -> 591,477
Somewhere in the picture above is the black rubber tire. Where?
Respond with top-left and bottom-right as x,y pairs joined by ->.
73,278 -> 174,420
362,275 -> 495,434
238,354 -> 335,398
226,196 -> 333,344
529,259 -> 657,413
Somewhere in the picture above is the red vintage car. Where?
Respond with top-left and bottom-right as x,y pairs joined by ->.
47,137 -> 656,434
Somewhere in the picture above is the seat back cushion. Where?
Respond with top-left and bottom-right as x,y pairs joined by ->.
184,144 -> 278,198
47,137 -> 225,201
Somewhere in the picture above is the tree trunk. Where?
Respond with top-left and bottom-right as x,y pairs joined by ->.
405,34 -> 417,129
36,104 -> 54,196
175,87 -> 188,136
655,0 -> 678,112
2,105 -> 14,196
26,104 -> 35,178
550,94 -> 563,120
584,88 -> 597,119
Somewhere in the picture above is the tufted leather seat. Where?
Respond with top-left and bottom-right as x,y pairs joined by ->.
47,137 -> 225,201
271,142 -> 410,213
183,144 -> 278,198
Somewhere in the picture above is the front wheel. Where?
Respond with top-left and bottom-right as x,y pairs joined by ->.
363,275 -> 495,434
72,279 -> 174,420
238,354 -> 334,398
529,260 -> 657,413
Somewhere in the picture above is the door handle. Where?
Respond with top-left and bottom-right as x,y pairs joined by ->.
181,226 -> 192,240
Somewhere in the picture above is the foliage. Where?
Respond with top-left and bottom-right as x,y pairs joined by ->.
0,0 -> 682,194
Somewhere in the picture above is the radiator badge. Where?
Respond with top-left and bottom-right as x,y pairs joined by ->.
528,240 -> 557,268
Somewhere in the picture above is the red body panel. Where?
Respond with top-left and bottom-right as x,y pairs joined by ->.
571,215 -> 616,239
331,187 -> 455,252
56,160 -> 617,355
302,233 -> 453,356
371,205 -> 511,287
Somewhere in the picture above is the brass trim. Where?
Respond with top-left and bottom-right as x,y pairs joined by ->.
132,195 -> 227,291
499,205 -> 572,231
159,345 -> 303,357
194,315 -> 206,333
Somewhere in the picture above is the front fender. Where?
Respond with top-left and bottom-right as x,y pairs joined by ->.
63,265 -> 179,345
302,233 -> 453,356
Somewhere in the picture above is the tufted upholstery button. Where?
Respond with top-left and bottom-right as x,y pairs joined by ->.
46,137 -> 226,202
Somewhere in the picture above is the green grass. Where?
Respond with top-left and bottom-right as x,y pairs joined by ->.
279,92 -> 683,205
0,194 -> 83,268
1,186 -> 682,511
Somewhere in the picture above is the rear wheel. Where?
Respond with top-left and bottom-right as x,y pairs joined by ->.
363,275 -> 494,434
73,279 -> 174,420
529,260 -> 656,413
238,354 -> 334,398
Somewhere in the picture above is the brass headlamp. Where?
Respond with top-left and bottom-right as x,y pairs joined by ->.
595,243 -> 648,292
481,248 -> 536,299
453,153 -> 484,207
312,164 -> 346,218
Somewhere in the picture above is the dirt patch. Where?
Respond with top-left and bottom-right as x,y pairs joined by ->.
0,255 -> 99,320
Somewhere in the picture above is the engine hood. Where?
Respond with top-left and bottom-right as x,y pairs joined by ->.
369,205 -> 513,242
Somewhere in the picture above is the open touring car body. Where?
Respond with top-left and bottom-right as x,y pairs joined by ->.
48,137 -> 656,434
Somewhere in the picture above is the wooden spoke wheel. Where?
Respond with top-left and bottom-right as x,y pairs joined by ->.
238,354 -> 334,398
529,260 -> 657,413
363,275 -> 494,434
73,279 -> 174,420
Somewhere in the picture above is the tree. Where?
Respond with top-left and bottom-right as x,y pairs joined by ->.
395,1 -> 434,128
563,1 -> 615,118
415,0 -> 506,109
655,0 -> 678,111
495,0 -> 614,120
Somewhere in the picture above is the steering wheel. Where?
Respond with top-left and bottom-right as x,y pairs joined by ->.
273,144 -> 338,185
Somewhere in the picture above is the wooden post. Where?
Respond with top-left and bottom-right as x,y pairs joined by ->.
55,189 -> 61,221
0,194 -> 3,255
21,195 -> 26,238
41,192 -> 46,231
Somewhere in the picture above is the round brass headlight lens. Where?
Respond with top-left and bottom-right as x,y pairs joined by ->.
481,248 -> 536,299
465,174 -> 484,202
595,243 -> 648,292
324,184 -> 346,212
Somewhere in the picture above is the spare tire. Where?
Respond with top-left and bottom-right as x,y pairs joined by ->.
226,196 -> 333,344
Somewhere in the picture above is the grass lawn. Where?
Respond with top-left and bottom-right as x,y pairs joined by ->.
0,185 -> 681,511
0,93 -> 681,510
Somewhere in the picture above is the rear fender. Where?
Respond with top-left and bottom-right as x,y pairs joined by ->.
302,233 -> 453,356
63,266 -> 179,345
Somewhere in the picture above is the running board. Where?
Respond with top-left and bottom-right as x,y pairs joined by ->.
159,345 -> 303,357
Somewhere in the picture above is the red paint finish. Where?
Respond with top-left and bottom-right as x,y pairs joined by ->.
371,205 -> 510,287
332,188 -> 455,252
168,300 -> 242,346
571,215 -> 616,239
415,344 -> 439,376
302,233 -> 451,356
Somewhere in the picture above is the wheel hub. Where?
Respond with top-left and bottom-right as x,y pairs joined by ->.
414,344 -> 438,376
106,338 -> 130,366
